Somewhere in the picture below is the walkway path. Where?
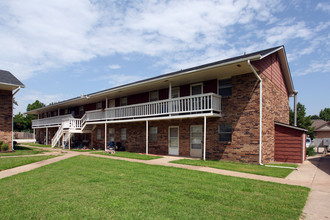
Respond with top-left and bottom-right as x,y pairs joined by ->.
1,146 -> 329,219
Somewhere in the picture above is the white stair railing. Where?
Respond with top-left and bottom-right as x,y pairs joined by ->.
51,123 -> 64,148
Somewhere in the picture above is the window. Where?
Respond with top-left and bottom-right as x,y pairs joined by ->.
218,124 -> 232,142
64,109 -> 69,114
79,106 -> 84,115
47,112 -> 51,117
96,102 -> 102,109
149,91 -> 159,102
97,128 -> 102,140
171,87 -> 180,98
109,128 -> 115,142
219,78 -> 232,97
149,127 -> 158,141
120,128 -> 126,141
120,97 -> 127,106
191,83 -> 203,95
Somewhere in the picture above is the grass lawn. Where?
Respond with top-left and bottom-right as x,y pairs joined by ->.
70,149 -> 103,152
0,155 -> 57,171
170,159 -> 298,178
21,143 -> 52,148
0,155 -> 309,219
92,151 -> 163,160
0,146 -> 48,157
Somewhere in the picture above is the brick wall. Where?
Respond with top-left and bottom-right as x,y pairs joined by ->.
0,89 -> 13,150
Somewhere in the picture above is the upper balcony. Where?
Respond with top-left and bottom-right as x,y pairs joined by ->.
32,93 -> 221,129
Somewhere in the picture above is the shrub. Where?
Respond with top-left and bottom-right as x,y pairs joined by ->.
306,146 -> 315,156
0,141 -> 3,146
1,143 -> 9,151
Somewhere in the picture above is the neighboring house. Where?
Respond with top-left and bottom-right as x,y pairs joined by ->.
311,119 -> 330,148
0,70 -> 25,151
27,46 -> 306,164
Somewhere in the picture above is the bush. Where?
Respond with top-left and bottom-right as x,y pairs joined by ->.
306,146 -> 315,156
1,143 -> 9,151
0,141 -> 3,146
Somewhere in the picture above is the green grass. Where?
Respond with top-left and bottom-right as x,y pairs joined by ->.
170,159 -> 298,178
0,146 -> 48,157
21,143 -> 52,148
0,155 -> 57,171
0,155 -> 309,219
92,151 -> 163,160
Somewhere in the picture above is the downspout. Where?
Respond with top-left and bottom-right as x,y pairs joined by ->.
247,60 -> 297,170
247,60 -> 263,165
293,91 -> 298,126
12,87 -> 21,151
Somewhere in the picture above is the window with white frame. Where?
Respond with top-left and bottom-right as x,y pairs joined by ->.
171,87 -> 180,98
120,97 -> 127,106
218,124 -> 232,142
149,91 -> 159,102
120,128 -> 126,141
191,83 -> 203,95
149,127 -> 158,141
218,78 -> 232,97
96,102 -> 102,109
97,128 -> 102,140
109,128 -> 115,142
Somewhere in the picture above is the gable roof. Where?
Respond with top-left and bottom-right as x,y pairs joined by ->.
312,119 -> 330,131
26,45 -> 294,114
0,70 -> 25,91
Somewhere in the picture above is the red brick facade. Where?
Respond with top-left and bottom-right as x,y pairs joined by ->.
0,89 -> 13,150
33,50 -> 292,164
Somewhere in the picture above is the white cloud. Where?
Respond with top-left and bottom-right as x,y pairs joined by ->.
0,0 -> 283,80
108,65 -> 121,69
295,60 -> 330,76
316,2 -> 330,12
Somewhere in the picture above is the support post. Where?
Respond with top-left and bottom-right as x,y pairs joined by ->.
146,120 -> 149,155
294,91 -> 298,126
68,133 -> 71,150
46,127 -> 48,145
106,97 -> 108,109
58,108 -> 60,116
33,128 -> 36,143
203,116 -> 206,161
105,123 -> 107,151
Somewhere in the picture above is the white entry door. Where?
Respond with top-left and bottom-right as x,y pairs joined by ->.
190,125 -> 203,157
168,126 -> 179,155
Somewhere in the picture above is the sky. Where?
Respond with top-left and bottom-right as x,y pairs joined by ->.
0,0 -> 329,116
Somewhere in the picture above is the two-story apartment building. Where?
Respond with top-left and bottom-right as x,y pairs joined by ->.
27,46 -> 300,164
0,70 -> 25,151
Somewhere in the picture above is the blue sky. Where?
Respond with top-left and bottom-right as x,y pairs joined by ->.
0,0 -> 329,116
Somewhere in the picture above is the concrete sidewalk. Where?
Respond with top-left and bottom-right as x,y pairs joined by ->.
288,155 -> 330,220
0,151 -> 79,180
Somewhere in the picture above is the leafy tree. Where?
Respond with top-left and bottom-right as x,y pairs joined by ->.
289,102 -> 314,139
319,108 -> 330,121
14,100 -> 46,132
310,115 -> 320,120
13,112 -> 29,132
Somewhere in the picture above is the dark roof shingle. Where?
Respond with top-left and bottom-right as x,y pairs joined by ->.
0,70 -> 25,87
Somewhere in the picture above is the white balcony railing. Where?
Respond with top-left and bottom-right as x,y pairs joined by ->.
85,93 -> 221,122
32,114 -> 73,128
32,93 -> 221,129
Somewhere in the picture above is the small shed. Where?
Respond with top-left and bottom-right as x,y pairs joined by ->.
274,122 -> 307,163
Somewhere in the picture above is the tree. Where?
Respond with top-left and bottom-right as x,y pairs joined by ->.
13,112 -> 29,132
310,115 -> 320,120
289,102 -> 314,139
319,108 -> 330,121
14,100 -> 46,132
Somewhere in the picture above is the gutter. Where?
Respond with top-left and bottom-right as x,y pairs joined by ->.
12,87 -> 21,151
247,60 -> 263,166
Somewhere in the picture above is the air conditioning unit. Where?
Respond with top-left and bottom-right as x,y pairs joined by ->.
323,138 -> 330,146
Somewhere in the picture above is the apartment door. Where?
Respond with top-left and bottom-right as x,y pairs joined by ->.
190,125 -> 203,157
168,126 -> 179,155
